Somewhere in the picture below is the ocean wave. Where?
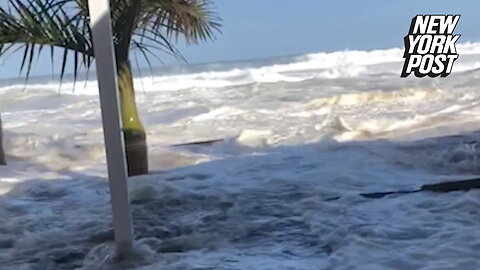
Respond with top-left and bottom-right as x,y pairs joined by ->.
1,42 -> 480,96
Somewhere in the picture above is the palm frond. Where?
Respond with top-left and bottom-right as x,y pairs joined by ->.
133,0 -> 221,63
138,0 -> 221,40
0,0 -> 93,83
0,0 -> 222,82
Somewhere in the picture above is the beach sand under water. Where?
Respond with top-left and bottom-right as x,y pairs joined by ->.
1,43 -> 480,269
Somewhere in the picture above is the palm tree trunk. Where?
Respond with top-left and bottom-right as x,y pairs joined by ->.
117,60 -> 148,176
0,114 -> 5,165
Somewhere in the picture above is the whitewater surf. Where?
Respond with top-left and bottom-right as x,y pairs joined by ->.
1,43 -> 480,269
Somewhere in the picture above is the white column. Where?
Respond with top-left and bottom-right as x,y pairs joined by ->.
87,0 -> 134,258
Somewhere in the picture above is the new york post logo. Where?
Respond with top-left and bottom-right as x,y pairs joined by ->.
401,15 -> 460,78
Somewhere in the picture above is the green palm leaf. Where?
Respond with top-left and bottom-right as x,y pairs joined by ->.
0,0 -> 221,82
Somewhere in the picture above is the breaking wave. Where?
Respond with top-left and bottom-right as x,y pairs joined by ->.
1,42 -> 480,96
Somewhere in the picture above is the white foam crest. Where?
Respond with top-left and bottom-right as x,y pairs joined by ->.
133,41 -> 480,86
284,48 -> 405,71
2,42 -> 480,96
0,80 -> 100,96
456,41 -> 480,55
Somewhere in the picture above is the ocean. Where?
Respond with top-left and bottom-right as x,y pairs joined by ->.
1,43 -> 480,269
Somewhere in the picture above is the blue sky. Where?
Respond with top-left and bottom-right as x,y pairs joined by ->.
1,0 -> 479,79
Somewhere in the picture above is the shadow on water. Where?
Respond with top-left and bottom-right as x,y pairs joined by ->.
1,130 -> 480,269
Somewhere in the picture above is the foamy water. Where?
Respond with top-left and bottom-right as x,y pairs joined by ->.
1,43 -> 480,269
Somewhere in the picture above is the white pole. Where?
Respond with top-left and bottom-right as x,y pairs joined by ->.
88,0 -> 134,258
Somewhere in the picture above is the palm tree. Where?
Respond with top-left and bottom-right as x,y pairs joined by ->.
0,0 -> 220,175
